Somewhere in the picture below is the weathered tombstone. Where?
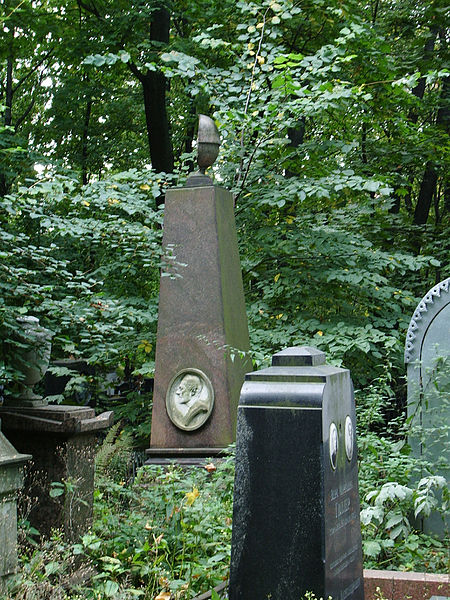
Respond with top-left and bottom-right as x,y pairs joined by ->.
0,422 -> 30,589
0,406 -> 113,541
1,316 -> 113,540
229,346 -> 364,600
405,277 -> 450,538
147,116 -> 251,464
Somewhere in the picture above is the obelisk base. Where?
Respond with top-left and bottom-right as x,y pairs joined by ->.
145,447 -> 227,466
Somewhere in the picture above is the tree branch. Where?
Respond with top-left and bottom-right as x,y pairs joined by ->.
128,61 -> 145,83
234,132 -> 276,206
372,0 -> 380,25
76,0 -> 104,21
12,47 -> 55,95
14,97 -> 36,131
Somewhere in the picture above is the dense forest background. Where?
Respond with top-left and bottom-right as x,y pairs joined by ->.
1,0 -> 448,433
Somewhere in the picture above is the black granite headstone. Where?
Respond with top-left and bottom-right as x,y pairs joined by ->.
229,346 -> 364,600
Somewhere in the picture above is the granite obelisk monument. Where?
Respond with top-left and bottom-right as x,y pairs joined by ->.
147,116 -> 251,462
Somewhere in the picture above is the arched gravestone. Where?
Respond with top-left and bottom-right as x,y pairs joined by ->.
405,277 -> 450,538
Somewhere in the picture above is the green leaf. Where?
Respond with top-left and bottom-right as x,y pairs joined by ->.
44,561 -> 60,576
49,483 -> 65,498
104,581 -> 120,596
385,512 -> 403,529
364,181 -> 380,192
363,540 -> 381,557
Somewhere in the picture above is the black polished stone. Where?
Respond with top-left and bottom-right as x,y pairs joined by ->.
229,346 -> 364,600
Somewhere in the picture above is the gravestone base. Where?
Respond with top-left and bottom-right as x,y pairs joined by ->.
145,446 -> 227,466
0,405 -> 113,541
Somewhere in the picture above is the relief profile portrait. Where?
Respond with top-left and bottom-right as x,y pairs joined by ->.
329,422 -> 338,470
345,415 -> 354,461
166,369 -> 214,431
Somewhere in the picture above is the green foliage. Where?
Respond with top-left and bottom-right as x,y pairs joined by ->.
6,457 -> 235,599
360,476 -> 448,572
95,422 -> 134,482
356,363 -> 449,572
0,168 -> 173,396
91,460 -> 234,598
103,391 -> 153,449
2,0 -> 448,401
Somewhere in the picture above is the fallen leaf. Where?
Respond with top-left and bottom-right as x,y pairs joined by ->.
185,487 -> 199,506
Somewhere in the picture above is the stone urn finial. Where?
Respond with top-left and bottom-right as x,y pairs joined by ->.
6,316 -> 53,407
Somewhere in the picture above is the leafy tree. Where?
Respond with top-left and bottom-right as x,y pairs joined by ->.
1,0 -> 448,420
0,169 -> 177,396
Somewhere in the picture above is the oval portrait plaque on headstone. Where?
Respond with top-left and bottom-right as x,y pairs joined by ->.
329,422 -> 338,470
345,415 -> 354,462
165,368 -> 214,432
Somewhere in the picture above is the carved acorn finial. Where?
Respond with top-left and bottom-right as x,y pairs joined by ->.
197,114 -> 220,173
186,115 -> 221,187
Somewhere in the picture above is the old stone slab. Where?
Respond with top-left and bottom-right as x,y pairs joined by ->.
0,424 -> 30,584
0,406 -> 113,541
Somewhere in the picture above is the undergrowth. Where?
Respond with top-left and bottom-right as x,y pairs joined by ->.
3,367 -> 448,599
4,453 -> 234,600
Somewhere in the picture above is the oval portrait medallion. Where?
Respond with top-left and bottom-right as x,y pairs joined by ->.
166,369 -> 214,431
345,415 -> 354,461
329,422 -> 338,471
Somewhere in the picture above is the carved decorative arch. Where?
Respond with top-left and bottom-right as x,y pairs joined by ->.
404,278 -> 450,364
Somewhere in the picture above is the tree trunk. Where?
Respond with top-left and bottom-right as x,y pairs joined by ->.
4,56 -> 13,127
141,70 -> 174,174
0,56 -> 14,196
413,77 -> 449,225
390,27 -> 438,214
285,119 -> 305,178
141,7 -> 174,176
81,96 -> 93,185
413,163 -> 438,225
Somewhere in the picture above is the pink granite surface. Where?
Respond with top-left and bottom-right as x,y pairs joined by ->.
364,569 -> 449,600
